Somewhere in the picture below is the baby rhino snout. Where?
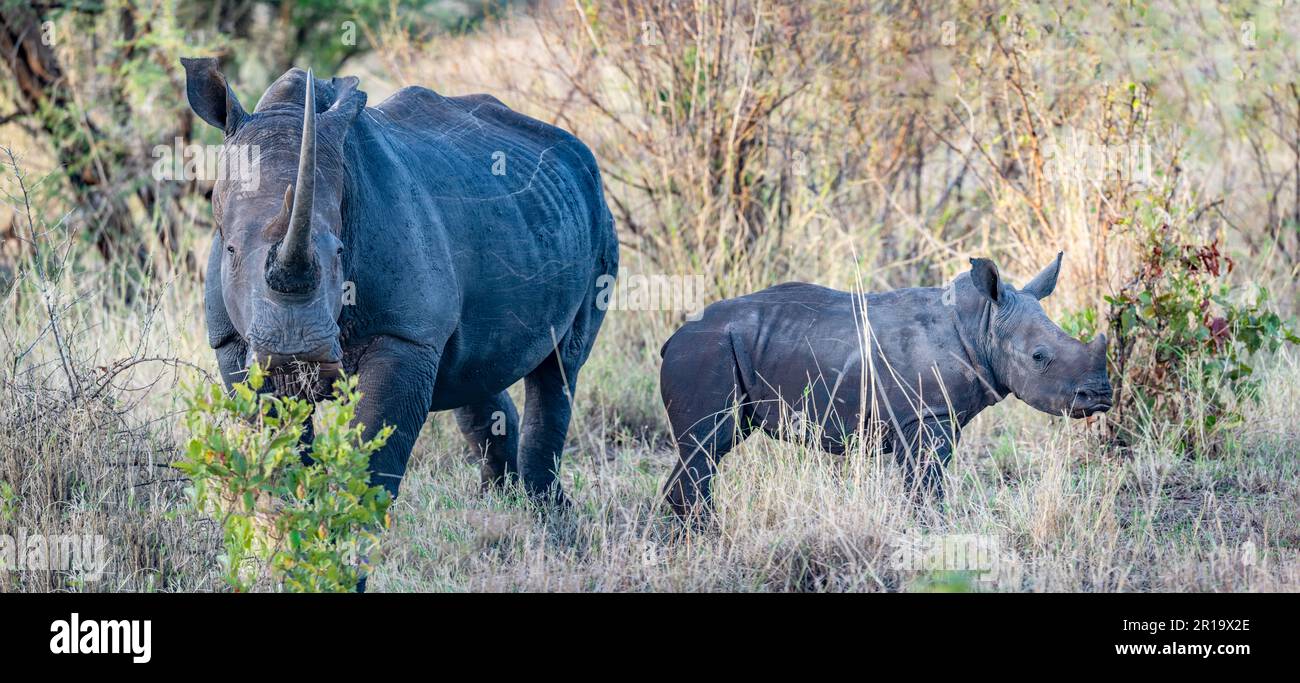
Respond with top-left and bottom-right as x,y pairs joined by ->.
1072,380 -> 1113,417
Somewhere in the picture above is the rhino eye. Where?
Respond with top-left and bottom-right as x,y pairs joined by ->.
226,244 -> 236,256
1031,348 -> 1051,369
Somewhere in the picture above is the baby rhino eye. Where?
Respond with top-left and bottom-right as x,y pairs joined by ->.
1032,350 -> 1045,362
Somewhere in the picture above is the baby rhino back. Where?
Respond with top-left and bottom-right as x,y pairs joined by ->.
660,282 -> 868,452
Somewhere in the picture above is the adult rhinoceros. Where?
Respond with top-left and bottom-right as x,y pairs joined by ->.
182,58 -> 617,505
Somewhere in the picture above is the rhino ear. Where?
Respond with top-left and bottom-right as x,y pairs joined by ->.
969,257 -> 1002,304
1023,251 -> 1063,300
181,57 -> 246,135
320,76 -> 366,142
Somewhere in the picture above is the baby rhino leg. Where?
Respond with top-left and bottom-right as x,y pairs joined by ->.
891,418 -> 956,500
659,334 -> 754,520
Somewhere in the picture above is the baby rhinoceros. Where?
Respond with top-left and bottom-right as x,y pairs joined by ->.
659,253 -> 1112,518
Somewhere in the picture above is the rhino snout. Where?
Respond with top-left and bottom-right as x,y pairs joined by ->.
1071,380 -> 1113,417
245,322 -> 341,369
251,342 -> 340,370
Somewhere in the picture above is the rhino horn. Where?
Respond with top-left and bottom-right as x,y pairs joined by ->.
281,68 -> 317,272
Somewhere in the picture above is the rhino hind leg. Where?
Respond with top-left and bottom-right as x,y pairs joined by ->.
517,349 -> 581,508
513,266 -> 611,508
662,401 -> 753,520
453,391 -> 520,491
659,328 -> 756,520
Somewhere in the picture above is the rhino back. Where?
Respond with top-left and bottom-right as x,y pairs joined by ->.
336,86 -> 616,399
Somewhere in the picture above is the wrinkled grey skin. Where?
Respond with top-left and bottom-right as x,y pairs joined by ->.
182,58 -> 617,505
659,253 -> 1112,518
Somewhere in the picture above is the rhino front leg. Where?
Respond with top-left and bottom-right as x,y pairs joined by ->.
351,336 -> 439,498
891,418 -> 957,500
453,391 -> 520,491
213,336 -> 249,390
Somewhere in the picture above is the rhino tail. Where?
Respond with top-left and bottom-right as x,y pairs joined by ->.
659,320 -> 756,404
726,325 -> 757,404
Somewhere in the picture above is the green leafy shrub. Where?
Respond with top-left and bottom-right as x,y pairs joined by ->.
1059,307 -> 1100,344
1101,216 -> 1299,448
177,365 -> 392,592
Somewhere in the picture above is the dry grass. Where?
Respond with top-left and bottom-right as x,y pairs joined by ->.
366,345 -> 1300,592
3,267 -> 1295,591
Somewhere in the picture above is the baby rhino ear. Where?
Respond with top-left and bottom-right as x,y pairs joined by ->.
969,257 -> 1002,304
1023,251 -> 1063,300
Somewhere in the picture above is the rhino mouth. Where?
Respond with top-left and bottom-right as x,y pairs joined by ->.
261,359 -> 343,400
1069,400 -> 1112,419
249,343 -> 343,400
